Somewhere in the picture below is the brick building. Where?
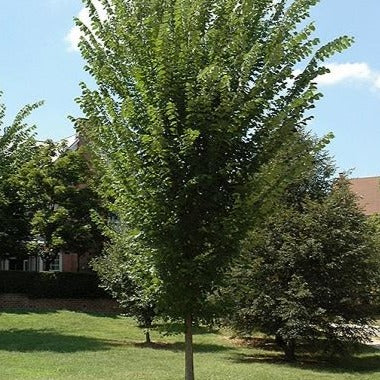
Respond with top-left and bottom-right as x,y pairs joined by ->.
350,176 -> 380,216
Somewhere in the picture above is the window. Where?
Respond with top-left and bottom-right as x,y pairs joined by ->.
49,253 -> 62,272
0,259 -> 9,271
8,257 -> 23,271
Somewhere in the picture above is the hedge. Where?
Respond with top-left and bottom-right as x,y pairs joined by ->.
0,271 -> 109,299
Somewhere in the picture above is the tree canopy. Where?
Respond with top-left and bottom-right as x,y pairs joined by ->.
13,140 -> 103,269
0,93 -> 42,259
76,0 -> 353,378
226,176 -> 380,360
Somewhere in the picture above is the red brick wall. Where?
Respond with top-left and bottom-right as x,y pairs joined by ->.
62,253 -> 78,272
0,293 -> 122,314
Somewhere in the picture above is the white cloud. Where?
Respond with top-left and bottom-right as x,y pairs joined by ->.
64,0 -> 107,52
374,76 -> 380,90
315,62 -> 380,90
288,64 -> 380,91
316,63 -> 371,85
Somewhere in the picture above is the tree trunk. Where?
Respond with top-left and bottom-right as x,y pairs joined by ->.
145,330 -> 151,344
275,334 -> 284,348
185,314 -> 194,380
275,335 -> 296,362
284,339 -> 296,362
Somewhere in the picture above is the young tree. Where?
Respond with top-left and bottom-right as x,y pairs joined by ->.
226,177 -> 380,361
14,140 -> 103,270
76,0 -> 352,377
92,223 -> 160,344
0,93 -> 42,263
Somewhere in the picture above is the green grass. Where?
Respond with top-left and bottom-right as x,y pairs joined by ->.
0,310 -> 379,379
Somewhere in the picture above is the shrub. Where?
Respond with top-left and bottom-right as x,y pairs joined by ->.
0,271 -> 108,299
225,179 -> 380,361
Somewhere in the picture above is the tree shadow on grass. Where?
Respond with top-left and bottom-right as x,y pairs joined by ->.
0,329 -> 117,353
0,309 -> 120,318
133,341 -> 231,353
154,322 -> 219,336
230,336 -> 281,352
229,345 -> 380,374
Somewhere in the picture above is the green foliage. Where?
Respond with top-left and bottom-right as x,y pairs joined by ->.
0,270 -> 107,298
77,0 -> 352,320
0,96 -> 41,177
12,140 -> 103,268
226,177 -> 380,360
0,93 -> 42,257
366,213 -> 380,310
92,224 -> 160,341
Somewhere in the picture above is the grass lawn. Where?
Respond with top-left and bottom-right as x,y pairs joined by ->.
0,310 -> 378,380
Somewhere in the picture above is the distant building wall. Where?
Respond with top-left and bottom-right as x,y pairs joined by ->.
62,253 -> 79,272
350,176 -> 380,216
0,252 -> 79,273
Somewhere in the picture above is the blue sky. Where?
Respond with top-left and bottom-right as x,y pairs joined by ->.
0,0 -> 379,177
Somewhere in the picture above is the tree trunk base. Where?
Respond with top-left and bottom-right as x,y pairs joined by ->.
276,335 -> 296,362
185,315 -> 194,380
145,330 -> 151,344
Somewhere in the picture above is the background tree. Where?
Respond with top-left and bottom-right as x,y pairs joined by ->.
92,222 -> 160,344
14,140 -> 103,270
366,213 -> 380,310
0,93 -> 42,264
226,176 -> 380,361
76,0 -> 352,377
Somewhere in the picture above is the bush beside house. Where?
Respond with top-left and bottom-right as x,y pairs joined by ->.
0,271 -> 109,299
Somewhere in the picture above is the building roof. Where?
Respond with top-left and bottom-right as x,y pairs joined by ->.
60,134 -> 80,151
349,176 -> 380,216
